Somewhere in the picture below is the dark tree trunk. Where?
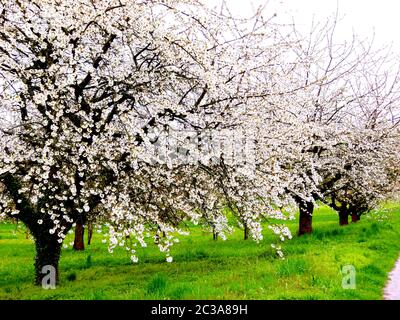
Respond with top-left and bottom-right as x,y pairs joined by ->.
213,228 -> 218,241
14,219 -> 18,235
1,173 -> 68,285
339,210 -> 349,226
87,223 -> 93,245
298,201 -> 314,236
351,213 -> 360,223
244,224 -> 249,240
73,222 -> 85,251
34,234 -> 62,286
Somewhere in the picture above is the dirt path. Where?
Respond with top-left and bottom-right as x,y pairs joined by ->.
384,257 -> 400,300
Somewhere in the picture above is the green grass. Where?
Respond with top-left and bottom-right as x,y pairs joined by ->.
1,203 -> 400,300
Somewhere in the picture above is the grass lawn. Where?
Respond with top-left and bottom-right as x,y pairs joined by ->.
0,203 -> 400,300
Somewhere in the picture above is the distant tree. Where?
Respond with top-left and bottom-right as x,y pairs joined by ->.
278,14 -> 400,233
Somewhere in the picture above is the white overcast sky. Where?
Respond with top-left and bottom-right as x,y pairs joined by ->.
204,0 -> 400,53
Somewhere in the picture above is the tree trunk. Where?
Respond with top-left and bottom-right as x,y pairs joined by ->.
73,222 -> 85,251
298,201 -> 314,236
87,223 -> 93,245
351,213 -> 360,223
339,210 -> 349,226
34,234 -> 62,286
244,224 -> 249,240
213,228 -> 218,241
14,219 -> 18,236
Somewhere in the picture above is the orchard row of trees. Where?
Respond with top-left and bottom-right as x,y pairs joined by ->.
0,0 -> 399,284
